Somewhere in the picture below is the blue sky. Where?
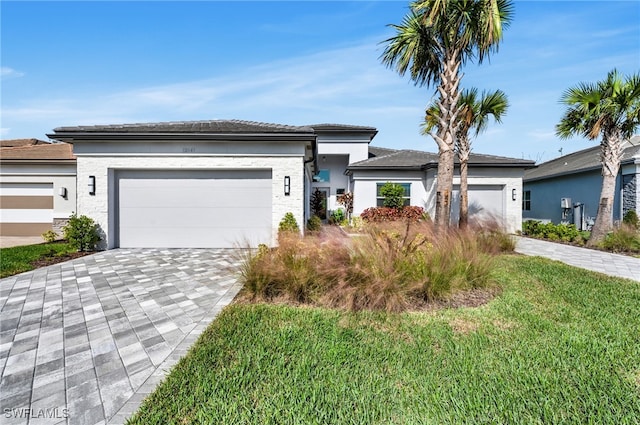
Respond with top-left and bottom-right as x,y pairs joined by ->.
1,1 -> 639,163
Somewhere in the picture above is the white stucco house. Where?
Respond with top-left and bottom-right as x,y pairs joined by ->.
45,119 -> 534,249
0,139 -> 77,236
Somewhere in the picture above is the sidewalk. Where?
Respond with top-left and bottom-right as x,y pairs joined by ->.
515,237 -> 640,282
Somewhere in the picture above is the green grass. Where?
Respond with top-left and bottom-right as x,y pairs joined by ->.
0,241 -> 77,278
127,255 -> 640,424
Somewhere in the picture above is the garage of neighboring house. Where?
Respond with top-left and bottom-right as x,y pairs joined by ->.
0,139 -> 76,237
48,120 -> 316,249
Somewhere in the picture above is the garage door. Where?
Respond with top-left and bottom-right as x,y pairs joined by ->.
0,183 -> 53,236
116,170 -> 272,248
451,185 -> 505,225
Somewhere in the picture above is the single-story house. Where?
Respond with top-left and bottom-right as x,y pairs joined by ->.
523,136 -> 640,227
46,119 -> 534,249
0,139 -> 76,236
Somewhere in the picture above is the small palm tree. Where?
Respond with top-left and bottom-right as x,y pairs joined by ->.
557,69 -> 640,245
423,88 -> 508,227
381,0 -> 513,228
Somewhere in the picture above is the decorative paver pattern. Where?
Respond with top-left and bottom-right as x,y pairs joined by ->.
515,237 -> 640,282
0,249 -> 243,425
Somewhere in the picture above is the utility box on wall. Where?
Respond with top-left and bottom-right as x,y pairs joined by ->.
561,198 -> 571,209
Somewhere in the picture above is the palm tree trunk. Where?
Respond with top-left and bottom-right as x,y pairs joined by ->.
458,143 -> 470,228
434,51 -> 462,229
587,134 -> 623,246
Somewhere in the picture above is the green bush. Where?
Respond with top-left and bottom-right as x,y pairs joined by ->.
522,220 -> 580,242
379,182 -> 406,209
63,213 -> 101,251
623,210 -> 639,230
278,212 -> 300,236
601,225 -> 640,253
306,215 -> 322,232
41,230 -> 58,243
329,208 -> 345,225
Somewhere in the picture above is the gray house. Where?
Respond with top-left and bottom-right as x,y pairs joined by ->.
523,136 -> 640,227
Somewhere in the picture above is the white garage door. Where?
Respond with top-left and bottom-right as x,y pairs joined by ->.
451,185 -> 505,225
0,183 -> 53,236
117,170 -> 272,248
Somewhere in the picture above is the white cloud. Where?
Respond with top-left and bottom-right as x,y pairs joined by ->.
1,67 -> 24,79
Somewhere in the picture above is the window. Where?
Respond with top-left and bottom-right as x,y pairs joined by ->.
522,190 -> 531,211
313,169 -> 330,182
376,183 -> 411,207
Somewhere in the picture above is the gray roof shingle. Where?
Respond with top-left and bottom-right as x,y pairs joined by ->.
351,149 -> 534,170
524,138 -> 640,182
52,119 -> 315,134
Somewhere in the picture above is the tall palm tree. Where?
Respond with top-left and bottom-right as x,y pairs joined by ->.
557,69 -> 640,245
381,0 -> 513,228
423,88 -> 508,227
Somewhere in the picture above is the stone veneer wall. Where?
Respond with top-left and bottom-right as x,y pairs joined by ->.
52,218 -> 69,237
622,174 -> 637,216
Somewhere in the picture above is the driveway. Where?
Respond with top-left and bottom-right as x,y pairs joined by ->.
0,249 -> 244,425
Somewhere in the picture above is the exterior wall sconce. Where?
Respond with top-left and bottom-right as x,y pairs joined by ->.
284,176 -> 291,196
88,176 -> 96,195
58,187 -> 67,198
512,188 -> 517,201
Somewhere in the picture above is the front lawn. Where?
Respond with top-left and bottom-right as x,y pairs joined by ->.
0,241 -> 83,278
127,255 -> 640,424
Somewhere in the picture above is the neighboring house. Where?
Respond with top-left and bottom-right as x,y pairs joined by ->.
0,139 -> 77,236
47,119 -> 533,249
523,137 -> 640,227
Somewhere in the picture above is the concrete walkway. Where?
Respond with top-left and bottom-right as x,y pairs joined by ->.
0,249 -> 244,425
515,237 -> 640,282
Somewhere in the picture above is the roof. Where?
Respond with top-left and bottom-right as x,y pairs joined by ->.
0,139 -> 51,148
309,123 -> 377,132
0,140 -> 75,161
308,123 -> 378,141
350,148 -> 535,171
524,138 -> 640,182
368,146 -> 398,158
52,119 -> 315,134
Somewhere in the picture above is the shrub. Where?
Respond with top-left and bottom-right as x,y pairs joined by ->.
310,189 -> 326,219
522,220 -> 580,242
336,192 -> 354,217
360,206 -> 425,223
601,225 -> 640,253
41,230 -> 58,243
379,182 -> 406,209
62,213 -> 100,251
278,212 -> 300,238
239,220 -> 500,312
306,215 -> 322,232
623,210 -> 639,230
329,208 -> 345,225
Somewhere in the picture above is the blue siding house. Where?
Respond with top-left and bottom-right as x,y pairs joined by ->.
523,137 -> 640,228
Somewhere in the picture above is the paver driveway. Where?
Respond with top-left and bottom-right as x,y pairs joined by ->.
0,249 -> 244,425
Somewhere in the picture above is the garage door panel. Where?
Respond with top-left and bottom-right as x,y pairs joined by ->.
119,186 -> 271,208
451,185 -> 505,224
117,170 -> 273,248
120,206 -> 271,228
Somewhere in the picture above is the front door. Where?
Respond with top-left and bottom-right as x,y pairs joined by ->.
311,187 -> 329,220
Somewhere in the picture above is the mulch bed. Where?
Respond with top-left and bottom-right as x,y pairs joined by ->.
31,251 -> 94,269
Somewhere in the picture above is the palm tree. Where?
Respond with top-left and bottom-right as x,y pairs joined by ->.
423,88 -> 508,227
557,69 -> 640,246
381,0 -> 513,228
